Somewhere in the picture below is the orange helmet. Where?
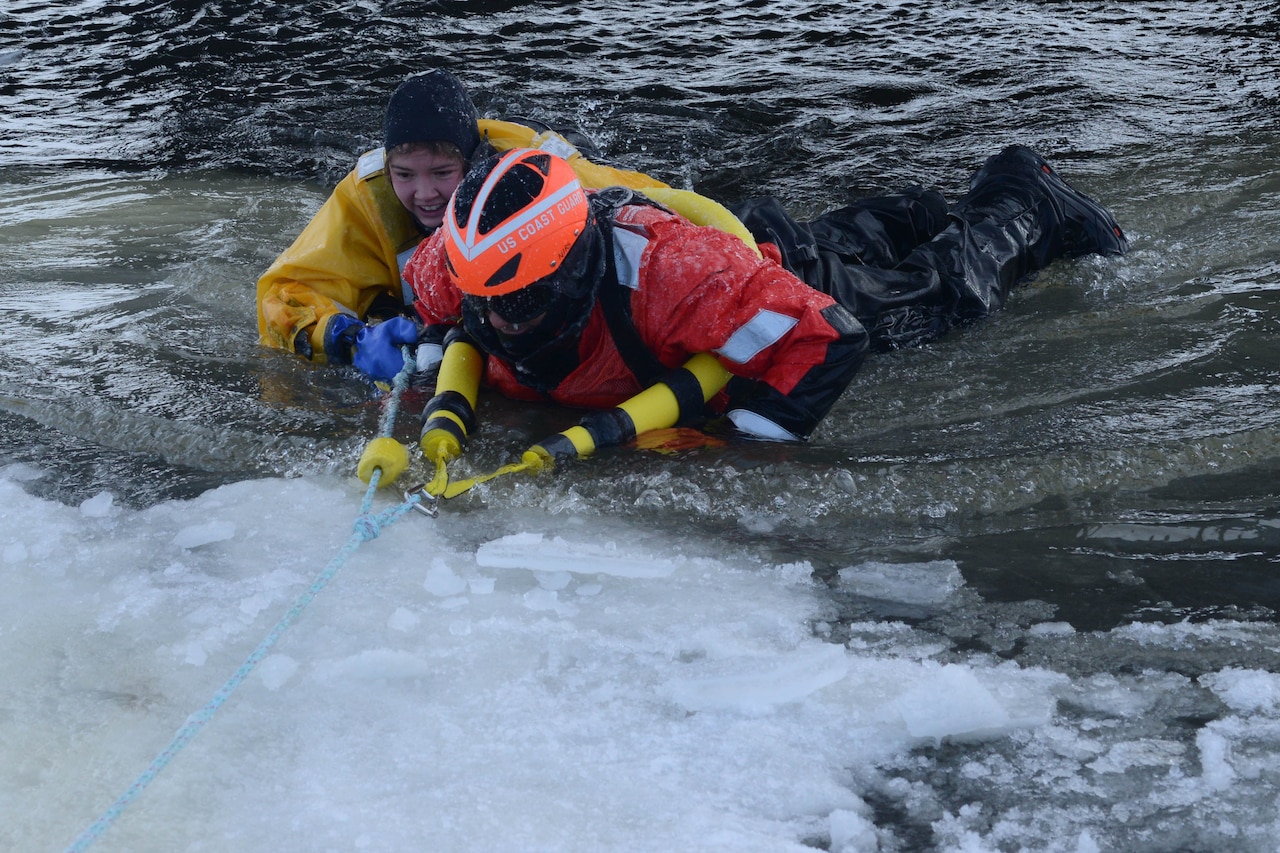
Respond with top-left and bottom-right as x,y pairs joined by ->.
442,148 -> 590,297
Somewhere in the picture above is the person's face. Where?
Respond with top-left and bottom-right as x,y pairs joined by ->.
388,149 -> 466,231
487,308 -> 547,337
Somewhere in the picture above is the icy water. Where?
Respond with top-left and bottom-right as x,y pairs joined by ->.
2,2 -> 1280,851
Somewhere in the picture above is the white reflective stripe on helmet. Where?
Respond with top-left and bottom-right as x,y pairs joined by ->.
445,148 -> 585,263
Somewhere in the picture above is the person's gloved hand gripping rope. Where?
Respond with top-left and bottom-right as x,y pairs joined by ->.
325,315 -> 422,384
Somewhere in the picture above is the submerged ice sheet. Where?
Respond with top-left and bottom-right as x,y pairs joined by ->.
838,559 -> 965,605
475,531 -> 678,578
3,471 -> 1280,852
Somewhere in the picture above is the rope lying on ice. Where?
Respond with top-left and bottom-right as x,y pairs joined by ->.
64,353 -> 424,853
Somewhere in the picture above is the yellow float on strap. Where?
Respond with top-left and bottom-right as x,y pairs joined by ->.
356,436 -> 410,487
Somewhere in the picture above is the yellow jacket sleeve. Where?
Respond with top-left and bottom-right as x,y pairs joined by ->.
256,152 -> 421,361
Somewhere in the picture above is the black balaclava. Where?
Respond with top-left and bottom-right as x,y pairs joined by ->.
382,69 -> 481,159
460,220 -> 606,391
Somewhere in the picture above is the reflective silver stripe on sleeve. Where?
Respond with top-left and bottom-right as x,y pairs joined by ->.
413,343 -> 444,374
726,409 -> 800,441
398,245 -> 419,303
715,309 -> 798,364
357,148 -> 386,180
611,227 -> 648,290
536,134 -> 578,160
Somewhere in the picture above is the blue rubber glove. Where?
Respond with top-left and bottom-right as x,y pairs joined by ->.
353,317 -> 420,383
322,314 -> 364,364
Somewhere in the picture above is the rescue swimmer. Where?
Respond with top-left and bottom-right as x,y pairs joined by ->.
402,145 -> 1127,478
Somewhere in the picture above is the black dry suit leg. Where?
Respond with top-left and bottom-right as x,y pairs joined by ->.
735,145 -> 1127,352
863,145 -> 1128,349
733,187 -> 959,350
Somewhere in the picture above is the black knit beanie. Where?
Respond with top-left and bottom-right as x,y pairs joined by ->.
382,69 -> 481,158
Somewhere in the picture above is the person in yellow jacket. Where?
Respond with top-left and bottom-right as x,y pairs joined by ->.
256,69 -> 670,382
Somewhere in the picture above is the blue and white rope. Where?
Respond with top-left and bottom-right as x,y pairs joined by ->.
65,349 -> 422,852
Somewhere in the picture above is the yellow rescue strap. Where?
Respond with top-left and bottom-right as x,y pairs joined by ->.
409,352 -> 731,503
356,334 -> 482,489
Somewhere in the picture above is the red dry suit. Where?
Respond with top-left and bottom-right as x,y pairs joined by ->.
406,195 -> 868,440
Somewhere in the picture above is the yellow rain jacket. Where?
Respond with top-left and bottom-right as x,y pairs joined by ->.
256,120 -> 675,363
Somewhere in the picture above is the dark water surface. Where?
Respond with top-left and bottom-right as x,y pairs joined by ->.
3,2 -> 1280,850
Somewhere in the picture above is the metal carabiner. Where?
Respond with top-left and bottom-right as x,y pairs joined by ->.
403,483 -> 440,518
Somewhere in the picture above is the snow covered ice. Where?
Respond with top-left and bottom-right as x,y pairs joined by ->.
3,467 -> 1280,851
